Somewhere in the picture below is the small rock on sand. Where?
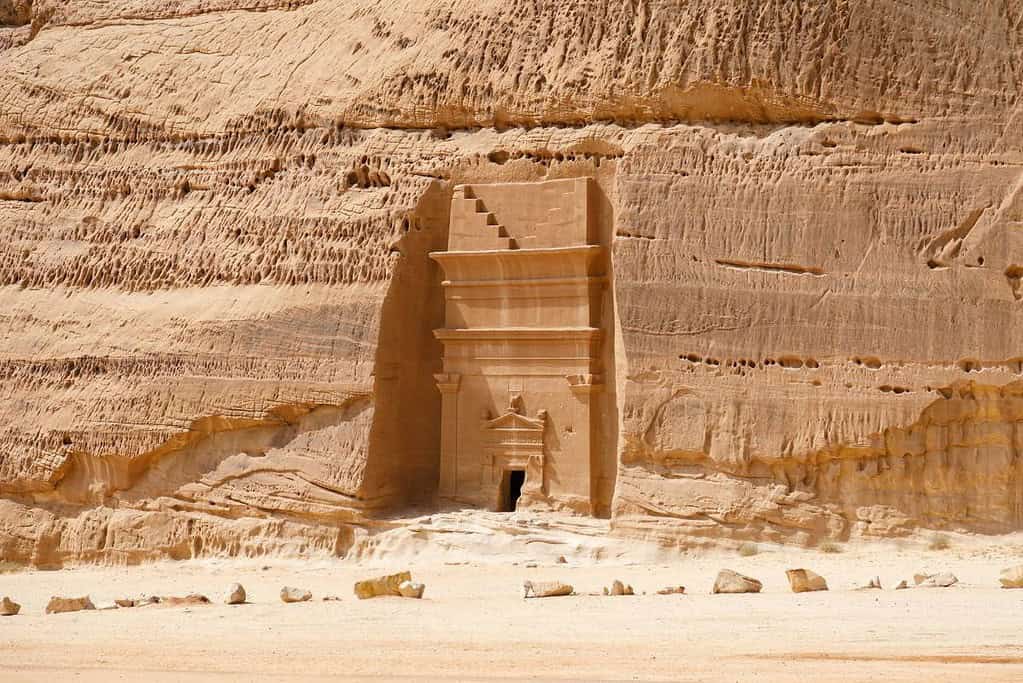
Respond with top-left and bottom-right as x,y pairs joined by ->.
712,569 -> 762,594
160,594 -> 211,607
280,586 -> 312,603
999,564 -> 1023,589
226,583 -> 246,605
354,571 -> 412,599
656,586 -> 686,595
556,556 -> 567,564
398,580 -> 426,599
894,580 -> 910,590
522,580 -> 573,598
115,596 -> 159,608
46,596 -> 96,614
1,597 -> 20,616
914,572 -> 958,588
605,580 -> 634,596
785,568 -> 828,593
854,577 -> 882,590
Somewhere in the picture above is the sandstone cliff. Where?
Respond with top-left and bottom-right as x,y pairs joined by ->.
0,0 -> 1021,565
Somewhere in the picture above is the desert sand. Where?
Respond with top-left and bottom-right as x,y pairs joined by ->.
3,513 -> 1023,682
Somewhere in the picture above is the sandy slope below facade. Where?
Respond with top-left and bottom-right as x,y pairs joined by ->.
3,532 -> 1023,682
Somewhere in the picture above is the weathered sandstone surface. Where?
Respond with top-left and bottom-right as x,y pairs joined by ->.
0,1 -> 1021,565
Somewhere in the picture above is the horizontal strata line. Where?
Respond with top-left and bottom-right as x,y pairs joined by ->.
714,258 -> 825,276
0,113 -> 920,147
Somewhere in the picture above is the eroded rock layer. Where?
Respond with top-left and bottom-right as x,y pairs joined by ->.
0,0 -> 1021,564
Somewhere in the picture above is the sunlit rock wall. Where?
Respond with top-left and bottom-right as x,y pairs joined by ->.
0,0 -> 1020,563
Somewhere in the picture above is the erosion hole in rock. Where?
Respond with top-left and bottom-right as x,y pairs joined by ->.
502,469 -> 526,512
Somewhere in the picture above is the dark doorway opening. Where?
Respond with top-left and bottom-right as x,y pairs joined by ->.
503,469 -> 525,512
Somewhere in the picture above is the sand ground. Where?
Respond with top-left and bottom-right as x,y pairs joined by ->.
3,526 -> 1023,682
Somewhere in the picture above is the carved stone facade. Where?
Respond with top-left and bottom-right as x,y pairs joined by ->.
430,178 -> 607,514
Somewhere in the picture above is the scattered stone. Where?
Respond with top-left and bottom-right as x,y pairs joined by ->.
999,564 -> 1023,588
522,580 -> 573,598
322,595 -> 342,602
556,556 -> 567,564
0,597 -> 20,616
46,596 -> 96,614
854,577 -> 882,590
354,571 -> 412,599
398,580 -> 426,599
785,568 -> 828,593
160,594 -> 211,607
225,583 -> 246,605
115,595 -> 159,608
656,586 -> 686,595
605,579 -> 634,596
712,569 -> 762,594
524,562 -> 538,568
280,586 -> 312,603
915,572 -> 958,588
894,580 -> 909,590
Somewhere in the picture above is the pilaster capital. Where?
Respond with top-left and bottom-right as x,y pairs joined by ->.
434,373 -> 461,394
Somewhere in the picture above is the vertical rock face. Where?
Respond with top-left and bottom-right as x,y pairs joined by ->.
0,1 -> 1021,563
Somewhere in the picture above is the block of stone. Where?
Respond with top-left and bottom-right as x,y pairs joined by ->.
225,583 -> 246,605
915,572 -> 958,588
160,594 -> 211,606
712,570 -> 762,594
398,580 -> 425,599
785,568 -> 828,593
46,596 -> 95,614
354,571 -> 412,599
0,597 -> 20,616
522,580 -> 573,598
999,564 -> 1023,588
280,586 -> 312,603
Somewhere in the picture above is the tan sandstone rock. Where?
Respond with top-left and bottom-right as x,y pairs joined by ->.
713,570 -> 763,594
226,583 -> 246,605
0,596 -> 20,616
46,596 -> 95,614
522,581 -> 573,599
785,569 -> 828,593
657,586 -> 686,595
398,581 -> 425,599
354,571 -> 412,600
999,565 -> 1023,589
280,587 -> 312,603
160,594 -> 211,607
914,573 -> 959,588
115,596 -> 159,608
855,577 -> 883,591
604,580 -> 634,596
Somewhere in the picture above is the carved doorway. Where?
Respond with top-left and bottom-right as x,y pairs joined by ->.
501,469 -> 526,512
